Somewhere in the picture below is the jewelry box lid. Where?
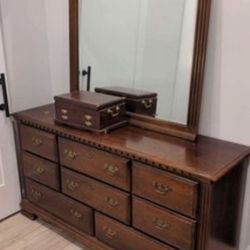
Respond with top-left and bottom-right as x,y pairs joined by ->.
54,90 -> 125,111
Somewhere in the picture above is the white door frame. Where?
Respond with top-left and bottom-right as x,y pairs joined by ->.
0,19 -> 21,220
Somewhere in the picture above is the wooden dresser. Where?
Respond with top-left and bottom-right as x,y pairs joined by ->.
13,104 -> 250,250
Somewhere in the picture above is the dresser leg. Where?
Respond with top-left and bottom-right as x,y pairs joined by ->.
21,209 -> 37,221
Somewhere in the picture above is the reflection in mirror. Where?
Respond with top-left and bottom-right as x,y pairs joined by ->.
79,0 -> 198,125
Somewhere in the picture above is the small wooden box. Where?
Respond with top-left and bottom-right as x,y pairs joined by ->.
54,91 -> 127,133
95,87 -> 157,117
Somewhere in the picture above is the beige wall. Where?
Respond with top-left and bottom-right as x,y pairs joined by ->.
200,1 -> 250,249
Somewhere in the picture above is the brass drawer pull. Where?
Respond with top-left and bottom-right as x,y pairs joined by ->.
142,99 -> 153,109
107,106 -> 120,118
63,149 -> 78,160
33,165 -> 45,175
152,217 -> 169,230
70,209 -> 82,219
84,121 -> 92,127
31,137 -> 42,147
152,181 -> 170,195
31,189 -> 42,201
66,179 -> 79,191
61,115 -> 68,120
84,114 -> 93,121
61,109 -> 68,115
103,226 -> 118,240
105,196 -> 119,208
104,164 -> 119,177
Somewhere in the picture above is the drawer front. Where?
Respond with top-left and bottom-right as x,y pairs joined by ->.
133,197 -> 196,250
59,138 -> 130,191
23,152 -> 59,190
55,103 -> 100,130
26,179 -> 93,235
95,212 -> 174,250
20,125 -> 58,162
61,167 -> 130,224
133,162 -> 198,218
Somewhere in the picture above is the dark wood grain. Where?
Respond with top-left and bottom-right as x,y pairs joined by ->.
61,167 -> 130,224
59,137 -> 130,191
55,91 -> 127,131
133,162 -> 198,218
26,178 -> 94,235
21,200 -> 113,250
13,106 -> 250,250
14,104 -> 250,182
69,0 -> 212,141
69,0 -> 79,92
23,152 -> 59,190
95,212 -> 174,250
133,197 -> 196,250
20,124 -> 58,162
206,162 -> 247,250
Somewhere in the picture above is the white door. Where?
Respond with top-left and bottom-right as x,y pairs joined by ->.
0,26 -> 21,220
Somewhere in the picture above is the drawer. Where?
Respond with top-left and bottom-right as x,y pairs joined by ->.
59,138 -> 130,191
20,125 -> 58,162
133,197 -> 196,250
26,179 -> 93,235
23,152 -> 59,190
133,162 -> 198,218
61,167 -> 130,224
95,212 -> 174,250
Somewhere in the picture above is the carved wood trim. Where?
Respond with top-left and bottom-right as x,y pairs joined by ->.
69,0 -> 212,141
196,183 -> 212,250
19,119 -> 203,182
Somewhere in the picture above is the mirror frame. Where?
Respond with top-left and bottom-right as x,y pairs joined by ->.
69,0 -> 211,141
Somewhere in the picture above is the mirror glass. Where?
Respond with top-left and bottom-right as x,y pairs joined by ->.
79,0 -> 198,125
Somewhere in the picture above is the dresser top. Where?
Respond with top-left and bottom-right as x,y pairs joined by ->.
14,104 -> 250,182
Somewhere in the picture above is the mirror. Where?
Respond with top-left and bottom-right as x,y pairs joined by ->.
79,0 -> 198,125
70,0 -> 211,140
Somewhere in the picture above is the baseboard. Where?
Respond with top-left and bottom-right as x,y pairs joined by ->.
0,210 -> 21,223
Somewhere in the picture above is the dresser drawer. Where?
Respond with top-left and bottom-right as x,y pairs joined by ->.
61,167 -> 130,224
95,212 -> 174,250
23,152 -> 59,190
20,125 -> 58,162
133,162 -> 198,218
26,179 -> 93,235
59,138 -> 130,191
133,197 -> 196,250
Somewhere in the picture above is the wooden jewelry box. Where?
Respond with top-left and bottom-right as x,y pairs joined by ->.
95,87 -> 158,117
54,91 -> 127,132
